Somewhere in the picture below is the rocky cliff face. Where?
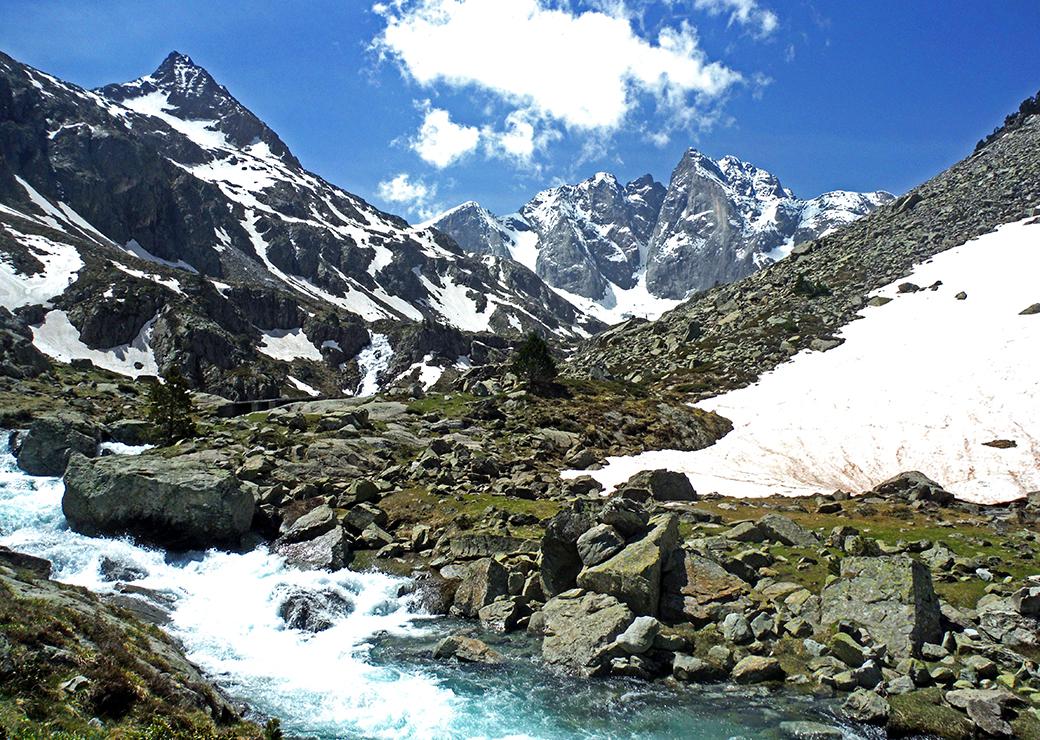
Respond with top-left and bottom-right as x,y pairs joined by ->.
430,155 -> 889,313
0,51 -> 600,399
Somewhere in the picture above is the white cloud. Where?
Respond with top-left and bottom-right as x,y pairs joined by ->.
411,104 -> 481,167
377,173 -> 438,219
692,0 -> 778,37
373,0 -> 741,133
481,109 -> 560,166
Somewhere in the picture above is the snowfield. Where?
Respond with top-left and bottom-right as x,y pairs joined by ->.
31,309 -> 159,377
569,216 -> 1040,504
257,328 -> 323,362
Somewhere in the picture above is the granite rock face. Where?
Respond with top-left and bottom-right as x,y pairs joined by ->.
62,451 -> 254,550
821,556 -> 941,657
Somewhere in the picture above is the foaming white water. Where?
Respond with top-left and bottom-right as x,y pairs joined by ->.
0,439 -> 459,738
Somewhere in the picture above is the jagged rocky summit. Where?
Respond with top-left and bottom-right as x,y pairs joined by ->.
427,155 -> 891,319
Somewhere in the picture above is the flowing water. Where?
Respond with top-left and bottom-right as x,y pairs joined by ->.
0,438 -> 865,739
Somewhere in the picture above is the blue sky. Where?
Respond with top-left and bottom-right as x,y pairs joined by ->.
2,0 -> 1039,221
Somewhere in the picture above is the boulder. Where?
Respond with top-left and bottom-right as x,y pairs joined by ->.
757,514 -> 819,547
477,598 -> 527,633
277,587 -> 354,632
597,497 -> 649,536
871,471 -> 954,505
17,417 -> 98,476
821,556 -> 941,657
62,452 -> 254,550
452,558 -> 509,617
576,524 -> 625,567
541,589 -> 634,676
843,689 -> 890,725
660,549 -> 747,622
539,503 -> 599,598
731,655 -> 783,684
576,514 -> 679,616
277,505 -> 336,545
276,527 -> 349,571
672,654 -> 723,682
433,635 -> 503,665
617,469 -> 697,502
613,616 -> 660,654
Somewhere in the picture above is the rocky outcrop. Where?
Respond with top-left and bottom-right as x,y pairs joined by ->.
540,589 -> 634,676
62,452 -> 254,550
616,469 -> 697,502
576,514 -> 678,616
821,556 -> 941,657
0,307 -> 49,379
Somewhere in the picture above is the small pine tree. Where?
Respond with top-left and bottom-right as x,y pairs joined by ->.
511,331 -> 558,389
146,368 -> 197,444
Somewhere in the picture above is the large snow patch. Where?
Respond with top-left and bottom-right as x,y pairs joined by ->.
569,216 -> 1040,504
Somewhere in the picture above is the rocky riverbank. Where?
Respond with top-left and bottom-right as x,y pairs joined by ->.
3,362 -> 1040,737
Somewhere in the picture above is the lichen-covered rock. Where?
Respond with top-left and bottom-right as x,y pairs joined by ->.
731,655 -> 783,684
62,452 -> 254,550
433,635 -> 503,664
660,549 -> 747,622
821,556 -> 941,657
541,589 -> 634,676
276,527 -> 349,571
16,416 -> 98,476
576,514 -> 678,616
452,558 -> 510,618
757,514 -> 819,547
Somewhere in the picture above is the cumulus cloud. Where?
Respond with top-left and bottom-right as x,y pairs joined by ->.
692,0 -> 778,37
377,173 -> 438,219
411,104 -> 481,167
373,0 -> 741,133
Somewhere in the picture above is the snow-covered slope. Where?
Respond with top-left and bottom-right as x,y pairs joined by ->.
568,216 -> 1040,503
429,158 -> 890,322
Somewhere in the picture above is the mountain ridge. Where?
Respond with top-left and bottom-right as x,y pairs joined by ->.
428,152 -> 892,321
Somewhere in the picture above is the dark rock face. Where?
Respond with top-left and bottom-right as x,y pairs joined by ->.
821,556 -> 941,657
277,587 -> 354,632
539,503 -> 599,598
617,469 -> 697,502
645,152 -> 892,299
0,308 -> 49,378
871,471 -> 954,505
15,416 -> 98,476
62,452 -> 254,550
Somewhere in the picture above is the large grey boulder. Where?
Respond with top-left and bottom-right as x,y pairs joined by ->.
617,469 -> 697,502
758,514 -> 819,547
62,452 -> 254,550
276,527 -> 349,571
541,589 -> 634,676
576,524 -> 625,567
576,514 -> 679,616
821,556 -> 941,657
452,558 -> 510,617
16,417 -> 98,476
871,471 -> 954,505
